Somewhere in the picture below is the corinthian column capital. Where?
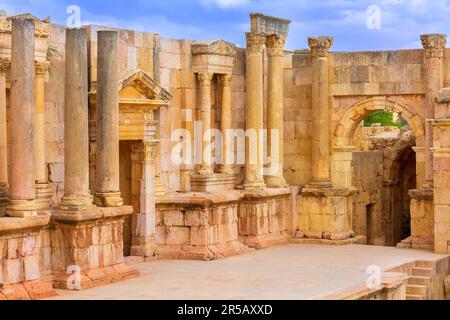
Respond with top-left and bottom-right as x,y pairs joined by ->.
266,34 -> 286,57
308,36 -> 334,58
421,34 -> 447,58
0,58 -> 10,74
219,74 -> 232,87
246,32 -> 266,56
35,60 -> 50,75
198,72 -> 213,87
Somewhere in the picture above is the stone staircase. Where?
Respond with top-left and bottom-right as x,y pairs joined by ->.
405,260 -> 435,300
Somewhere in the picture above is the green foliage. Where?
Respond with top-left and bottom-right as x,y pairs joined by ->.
363,111 -> 406,128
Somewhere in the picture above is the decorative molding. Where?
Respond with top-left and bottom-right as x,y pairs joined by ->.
266,34 -> 286,57
421,34 -> 447,58
246,32 -> 266,56
192,40 -> 237,57
0,14 -> 51,38
308,36 -> 334,58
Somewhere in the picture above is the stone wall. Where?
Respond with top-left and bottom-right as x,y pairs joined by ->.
352,151 -> 384,244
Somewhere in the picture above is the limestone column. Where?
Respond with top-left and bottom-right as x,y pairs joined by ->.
61,28 -> 92,209
34,60 -> 52,210
130,140 -> 158,257
266,34 -> 287,188
244,32 -> 266,191
308,36 -> 333,188
0,58 -> 9,212
420,34 -> 447,188
196,72 -> 214,175
7,17 -> 37,217
94,30 -> 123,207
219,74 -> 233,175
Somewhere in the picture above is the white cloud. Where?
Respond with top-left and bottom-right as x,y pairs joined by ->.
200,0 -> 250,8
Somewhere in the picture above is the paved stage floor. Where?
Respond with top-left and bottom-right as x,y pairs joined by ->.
49,244 -> 447,300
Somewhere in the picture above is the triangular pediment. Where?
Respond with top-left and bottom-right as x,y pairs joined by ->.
89,69 -> 172,107
119,69 -> 172,102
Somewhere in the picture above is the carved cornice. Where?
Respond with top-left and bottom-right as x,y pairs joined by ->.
219,74 -> 232,87
198,72 -> 213,87
192,40 -> 237,57
266,34 -> 286,57
246,32 -> 266,56
35,60 -> 50,75
0,58 -> 10,74
421,34 -> 447,59
0,14 -> 51,38
308,36 -> 334,58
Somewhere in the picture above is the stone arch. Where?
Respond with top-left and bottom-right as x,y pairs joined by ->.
382,130 -> 417,246
333,96 -> 425,148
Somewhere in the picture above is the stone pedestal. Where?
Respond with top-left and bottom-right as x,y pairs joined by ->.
0,214 -> 56,300
155,192 -> 251,260
129,141 -> 158,258
191,173 -> 237,193
238,188 -> 292,249
299,186 -> 356,243
397,188 -> 434,250
51,206 -> 137,290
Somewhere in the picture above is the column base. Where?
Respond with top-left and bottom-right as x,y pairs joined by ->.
35,182 -> 53,210
60,194 -> 94,211
51,205 -> 137,291
6,199 -> 38,217
243,180 -> 266,191
191,173 -> 237,193
93,191 -> 124,207
265,175 -> 288,188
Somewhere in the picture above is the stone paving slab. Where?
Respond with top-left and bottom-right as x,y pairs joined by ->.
48,244 -> 448,300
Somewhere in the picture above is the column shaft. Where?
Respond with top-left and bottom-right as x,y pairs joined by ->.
34,63 -> 48,183
266,34 -> 287,188
219,74 -> 233,174
0,60 -> 9,189
95,30 -> 123,207
244,32 -> 266,191
197,72 -> 213,175
308,36 -> 333,187
62,28 -> 92,208
7,17 -> 37,216
420,34 -> 446,188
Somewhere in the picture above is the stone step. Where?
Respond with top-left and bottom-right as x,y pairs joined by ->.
415,260 -> 435,268
407,276 -> 432,286
406,294 -> 424,300
406,284 -> 428,296
412,267 -> 434,277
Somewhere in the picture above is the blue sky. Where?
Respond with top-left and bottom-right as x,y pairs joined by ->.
1,0 -> 450,51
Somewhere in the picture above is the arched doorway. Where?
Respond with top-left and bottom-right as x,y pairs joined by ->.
332,97 -> 425,246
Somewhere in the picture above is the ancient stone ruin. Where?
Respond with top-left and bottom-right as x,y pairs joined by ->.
0,12 -> 449,300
